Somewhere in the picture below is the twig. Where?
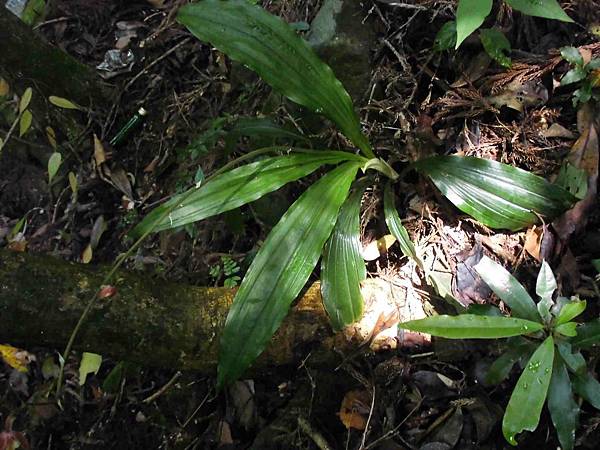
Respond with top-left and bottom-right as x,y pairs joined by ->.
364,399 -> 422,450
181,389 -> 214,429
142,370 -> 182,403
359,387 -> 376,450
298,417 -> 334,450
0,113 -> 21,155
124,38 -> 191,92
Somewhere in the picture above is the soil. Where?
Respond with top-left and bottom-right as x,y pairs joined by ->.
1,0 -> 600,449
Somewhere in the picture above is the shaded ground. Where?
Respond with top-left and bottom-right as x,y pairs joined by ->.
1,0 -> 600,449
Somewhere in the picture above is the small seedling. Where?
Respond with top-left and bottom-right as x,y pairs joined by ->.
209,255 -> 241,288
399,258 -> 600,449
560,46 -> 600,106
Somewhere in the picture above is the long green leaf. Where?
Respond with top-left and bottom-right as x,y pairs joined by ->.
556,342 -> 586,375
548,354 -> 579,450
218,162 -> 359,387
572,371 -> 600,410
455,0 -> 492,48
485,338 -> 535,385
571,318 -> 600,349
413,156 -> 576,231
502,336 -> 554,446
229,117 -> 310,144
177,0 -> 372,157
383,182 -> 422,268
398,314 -> 543,339
556,299 -> 586,326
321,182 -> 368,330
505,0 -> 573,22
474,256 -> 541,322
130,151 -> 363,238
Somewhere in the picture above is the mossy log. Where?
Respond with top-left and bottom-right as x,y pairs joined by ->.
0,249 -> 428,374
0,6 -> 108,106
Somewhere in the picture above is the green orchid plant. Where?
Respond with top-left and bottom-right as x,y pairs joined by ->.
434,0 -> 573,68
130,0 -> 576,388
400,258 -> 600,449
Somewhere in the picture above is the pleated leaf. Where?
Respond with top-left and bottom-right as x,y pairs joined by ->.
506,0 -> 573,22
218,162 -> 359,387
321,182 -> 368,330
414,156 -> 577,231
130,151 -> 363,238
502,336 -> 554,446
474,256 -> 541,322
398,314 -> 543,339
383,182 -> 422,268
548,355 -> 579,450
177,0 -> 371,156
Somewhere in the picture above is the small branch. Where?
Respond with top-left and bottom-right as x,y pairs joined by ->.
298,417 -> 334,450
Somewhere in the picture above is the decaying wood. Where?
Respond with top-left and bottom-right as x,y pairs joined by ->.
0,250 -> 428,374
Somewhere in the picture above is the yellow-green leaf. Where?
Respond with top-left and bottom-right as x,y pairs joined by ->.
19,110 -> 32,137
79,352 -> 102,385
82,244 -> 93,264
48,152 -> 62,184
68,172 -> 78,194
49,95 -> 81,110
20,87 -> 32,113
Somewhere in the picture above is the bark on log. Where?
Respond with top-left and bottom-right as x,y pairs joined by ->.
0,249 -> 427,374
0,6 -> 108,106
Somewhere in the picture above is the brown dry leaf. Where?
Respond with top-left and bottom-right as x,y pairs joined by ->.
580,48 -> 593,66
541,123 -> 576,139
487,80 -> 548,112
0,77 -> 9,96
524,225 -> 555,262
7,236 -> 27,252
145,0 -> 166,7
109,166 -> 134,200
46,126 -> 57,149
93,134 -> 107,166
339,390 -> 372,430
90,215 -> 107,249
553,104 -> 599,241
217,421 -> 234,445
98,285 -> 117,299
0,344 -> 33,373
363,234 -> 396,261
451,52 -> 491,87
143,155 -> 160,173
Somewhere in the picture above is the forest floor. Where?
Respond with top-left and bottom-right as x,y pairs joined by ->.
1,0 -> 600,449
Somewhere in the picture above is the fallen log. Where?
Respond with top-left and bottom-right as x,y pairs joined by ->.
0,249 -> 427,374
